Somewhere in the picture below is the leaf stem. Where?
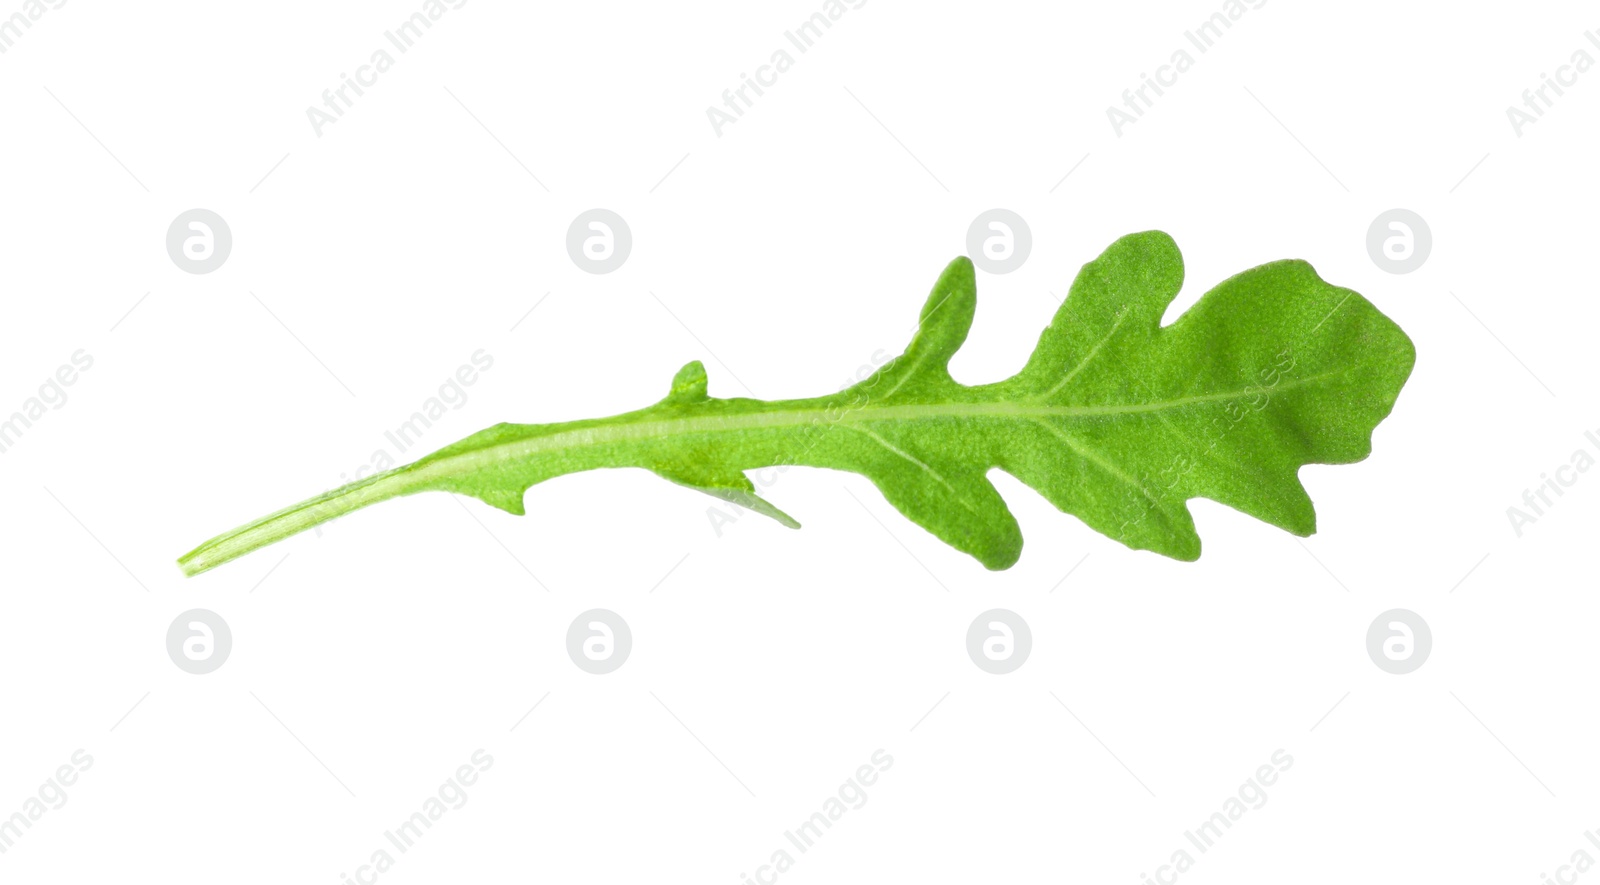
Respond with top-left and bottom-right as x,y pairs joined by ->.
177,468 -> 427,576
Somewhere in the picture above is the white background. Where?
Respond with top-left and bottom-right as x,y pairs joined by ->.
2,1 -> 1597,882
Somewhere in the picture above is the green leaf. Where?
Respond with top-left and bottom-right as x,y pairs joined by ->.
178,231 -> 1415,576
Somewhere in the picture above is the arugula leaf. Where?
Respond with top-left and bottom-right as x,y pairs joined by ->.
178,231 -> 1414,576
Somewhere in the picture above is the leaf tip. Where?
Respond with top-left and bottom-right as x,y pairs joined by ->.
978,545 -> 1021,571
666,360 -> 710,404
1172,539 -> 1202,562
471,489 -> 528,516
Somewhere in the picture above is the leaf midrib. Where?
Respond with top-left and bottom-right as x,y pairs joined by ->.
407,368 -> 1349,483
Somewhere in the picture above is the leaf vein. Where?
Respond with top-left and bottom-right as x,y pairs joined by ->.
843,425 -> 980,516
1028,417 -> 1173,524
1037,306 -> 1129,400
